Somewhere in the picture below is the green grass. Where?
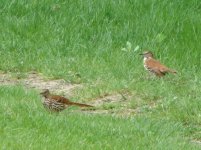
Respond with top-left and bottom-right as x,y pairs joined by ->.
0,0 -> 201,149
0,86 -> 198,149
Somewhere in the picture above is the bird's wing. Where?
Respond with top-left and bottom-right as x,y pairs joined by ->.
51,95 -> 71,104
146,58 -> 169,74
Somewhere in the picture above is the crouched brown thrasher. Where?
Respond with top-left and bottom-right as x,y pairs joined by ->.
140,51 -> 177,77
40,89 -> 93,112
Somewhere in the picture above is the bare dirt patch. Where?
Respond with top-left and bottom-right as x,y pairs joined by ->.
0,72 -> 158,116
0,72 -> 81,97
23,73 -> 82,97
0,73 -> 17,86
191,139 -> 201,146
89,91 -> 132,106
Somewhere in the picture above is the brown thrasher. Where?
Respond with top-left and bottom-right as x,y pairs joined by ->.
140,51 -> 177,77
40,89 -> 93,112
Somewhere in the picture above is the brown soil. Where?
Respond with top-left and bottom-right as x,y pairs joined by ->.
0,72 -> 81,96
0,72 -> 156,116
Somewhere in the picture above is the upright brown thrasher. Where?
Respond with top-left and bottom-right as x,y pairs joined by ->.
140,51 -> 177,77
40,89 -> 93,112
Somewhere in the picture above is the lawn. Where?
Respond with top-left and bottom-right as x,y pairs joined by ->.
0,0 -> 201,149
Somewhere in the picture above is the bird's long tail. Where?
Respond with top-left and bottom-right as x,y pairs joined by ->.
168,69 -> 177,74
70,102 -> 93,107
